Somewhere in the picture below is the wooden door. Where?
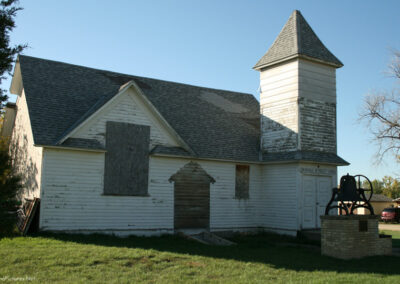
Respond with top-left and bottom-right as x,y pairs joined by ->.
302,175 -> 332,229
169,162 -> 214,230
174,181 -> 210,229
316,177 -> 332,227
302,176 -> 317,229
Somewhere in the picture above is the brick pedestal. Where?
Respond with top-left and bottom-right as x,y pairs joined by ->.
321,215 -> 392,259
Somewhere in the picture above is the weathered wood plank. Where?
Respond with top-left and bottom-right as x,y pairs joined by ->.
104,121 -> 150,196
40,151 -> 270,233
170,162 -> 214,229
235,165 -> 249,199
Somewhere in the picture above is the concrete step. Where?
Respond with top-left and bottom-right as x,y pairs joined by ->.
184,231 -> 236,246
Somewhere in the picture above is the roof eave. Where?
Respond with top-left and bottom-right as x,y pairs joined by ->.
10,57 -> 23,96
253,53 -> 343,71
55,80 -> 195,155
151,152 -> 349,166
298,159 -> 349,166
264,159 -> 349,166
35,144 -> 107,153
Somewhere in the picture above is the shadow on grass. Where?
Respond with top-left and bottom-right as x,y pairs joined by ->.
380,230 -> 400,248
28,231 -> 400,276
393,239 -> 400,248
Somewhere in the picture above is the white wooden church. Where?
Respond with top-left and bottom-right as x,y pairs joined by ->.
4,10 -> 348,236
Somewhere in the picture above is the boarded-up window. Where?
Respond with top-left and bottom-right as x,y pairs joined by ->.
104,121 -> 150,196
235,165 -> 249,199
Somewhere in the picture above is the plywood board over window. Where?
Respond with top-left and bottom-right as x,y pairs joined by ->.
104,121 -> 150,196
235,165 -> 249,199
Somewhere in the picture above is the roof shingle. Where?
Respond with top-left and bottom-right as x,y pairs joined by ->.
18,55 -> 348,165
19,55 -> 260,161
367,194 -> 394,203
254,10 -> 343,70
262,150 -> 348,165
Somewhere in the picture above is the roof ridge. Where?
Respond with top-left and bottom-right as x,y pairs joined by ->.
295,10 -> 301,54
253,12 -> 295,69
19,55 -> 254,97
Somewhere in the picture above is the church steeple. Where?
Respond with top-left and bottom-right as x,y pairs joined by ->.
256,10 -> 342,155
254,10 -> 343,70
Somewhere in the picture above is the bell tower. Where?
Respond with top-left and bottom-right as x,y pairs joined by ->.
254,10 -> 343,155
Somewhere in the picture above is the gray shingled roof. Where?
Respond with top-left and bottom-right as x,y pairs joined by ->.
254,10 -> 343,70
366,194 -> 394,203
62,138 -> 105,151
262,150 -> 348,165
18,55 -> 348,165
150,146 -> 191,157
19,55 -> 260,162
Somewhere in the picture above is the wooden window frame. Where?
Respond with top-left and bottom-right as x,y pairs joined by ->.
235,164 -> 250,199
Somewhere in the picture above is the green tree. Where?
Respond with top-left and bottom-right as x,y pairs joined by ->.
0,0 -> 26,107
0,139 -> 20,234
0,0 -> 25,235
381,176 -> 400,199
363,179 -> 384,195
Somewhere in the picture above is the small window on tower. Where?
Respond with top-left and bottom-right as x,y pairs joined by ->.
235,165 -> 249,199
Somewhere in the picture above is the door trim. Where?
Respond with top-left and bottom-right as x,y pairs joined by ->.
301,174 -> 333,229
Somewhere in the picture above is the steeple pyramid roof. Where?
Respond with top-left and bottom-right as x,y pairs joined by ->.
254,10 -> 343,70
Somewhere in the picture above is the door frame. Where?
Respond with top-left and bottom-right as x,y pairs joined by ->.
299,167 -> 335,230
301,175 -> 317,229
169,161 -> 215,231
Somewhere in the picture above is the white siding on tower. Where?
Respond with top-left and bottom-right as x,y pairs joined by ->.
72,87 -> 180,149
10,89 -> 43,201
297,59 -> 337,153
259,60 -> 299,152
259,59 -> 337,154
298,59 -> 336,103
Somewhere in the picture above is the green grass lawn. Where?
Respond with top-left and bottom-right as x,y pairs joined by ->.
1,232 -> 400,284
380,230 -> 400,248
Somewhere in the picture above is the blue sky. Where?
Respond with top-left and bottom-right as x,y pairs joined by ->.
3,0 -> 400,181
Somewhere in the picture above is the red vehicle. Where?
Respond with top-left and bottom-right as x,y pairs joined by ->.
381,208 -> 400,223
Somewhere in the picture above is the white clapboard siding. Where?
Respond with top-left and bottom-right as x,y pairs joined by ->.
40,150 -> 264,232
260,60 -> 299,104
72,87 -> 179,148
260,61 -> 299,152
298,59 -> 336,103
204,163 -> 262,230
258,164 -> 298,231
41,150 -> 174,231
10,89 -> 43,201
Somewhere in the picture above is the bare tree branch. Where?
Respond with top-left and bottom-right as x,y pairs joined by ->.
359,50 -> 400,163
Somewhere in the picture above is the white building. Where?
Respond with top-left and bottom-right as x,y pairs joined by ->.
4,10 -> 347,236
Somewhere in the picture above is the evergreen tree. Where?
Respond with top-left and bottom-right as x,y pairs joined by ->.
0,139 -> 20,234
0,0 -> 26,107
0,0 -> 25,235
